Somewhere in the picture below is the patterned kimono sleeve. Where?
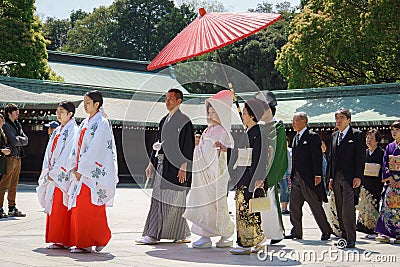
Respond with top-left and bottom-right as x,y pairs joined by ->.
77,118 -> 118,206
382,143 -> 392,182
48,125 -> 78,192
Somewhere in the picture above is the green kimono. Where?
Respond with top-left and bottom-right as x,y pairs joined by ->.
262,120 -> 287,229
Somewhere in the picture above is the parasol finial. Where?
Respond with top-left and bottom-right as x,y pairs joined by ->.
199,8 -> 206,17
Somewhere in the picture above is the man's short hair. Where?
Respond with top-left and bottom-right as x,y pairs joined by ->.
294,112 -> 308,124
5,103 -> 19,116
335,108 -> 351,119
168,88 -> 183,101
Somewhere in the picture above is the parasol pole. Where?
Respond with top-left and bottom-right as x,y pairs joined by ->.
216,50 -> 245,128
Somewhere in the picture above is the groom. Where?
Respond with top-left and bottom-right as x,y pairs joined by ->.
136,88 -> 195,245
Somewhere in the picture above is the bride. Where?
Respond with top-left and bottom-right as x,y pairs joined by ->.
183,90 -> 235,248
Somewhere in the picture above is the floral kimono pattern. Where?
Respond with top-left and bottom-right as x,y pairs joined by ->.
68,112 -> 118,209
183,124 -> 235,238
36,118 -> 78,214
375,141 -> 400,239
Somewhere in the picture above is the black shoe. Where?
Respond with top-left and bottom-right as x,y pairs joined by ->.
8,207 -> 26,217
321,232 -> 331,240
270,239 -> 283,245
284,234 -> 302,240
282,210 -> 290,215
346,241 -> 356,248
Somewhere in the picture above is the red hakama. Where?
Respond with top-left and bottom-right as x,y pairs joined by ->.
69,184 -> 111,248
46,187 -> 71,246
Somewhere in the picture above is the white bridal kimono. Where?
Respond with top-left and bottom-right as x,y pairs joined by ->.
36,118 -> 78,214
68,111 -> 118,209
183,90 -> 235,238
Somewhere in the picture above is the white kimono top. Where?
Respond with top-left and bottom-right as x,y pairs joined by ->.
36,118 -> 78,214
67,111 -> 118,210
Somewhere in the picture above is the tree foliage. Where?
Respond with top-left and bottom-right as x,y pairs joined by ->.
275,0 -> 400,89
63,6 -> 117,57
176,0 -> 227,12
62,0 -> 195,61
183,1 -> 296,93
0,0 -> 62,80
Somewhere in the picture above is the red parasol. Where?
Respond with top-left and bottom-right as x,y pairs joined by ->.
148,8 -> 282,122
148,8 -> 282,71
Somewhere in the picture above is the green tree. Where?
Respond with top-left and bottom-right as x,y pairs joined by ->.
63,6 -> 117,57
69,9 -> 89,28
63,0 -> 195,61
214,1 -> 295,92
176,0 -> 226,12
42,17 -> 70,51
112,0 -> 193,60
42,10 -> 89,51
0,0 -> 61,80
275,0 -> 400,89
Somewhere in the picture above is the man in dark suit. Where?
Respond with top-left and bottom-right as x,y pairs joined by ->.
285,112 -> 332,240
328,108 -> 365,248
136,88 -> 195,245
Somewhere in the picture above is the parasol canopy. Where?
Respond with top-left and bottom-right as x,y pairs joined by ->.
147,8 -> 282,70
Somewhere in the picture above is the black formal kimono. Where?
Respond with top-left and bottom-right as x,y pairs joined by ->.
356,147 -> 384,234
231,124 -> 268,247
142,108 -> 194,241
150,109 -> 195,191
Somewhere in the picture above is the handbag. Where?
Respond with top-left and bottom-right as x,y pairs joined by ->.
249,188 -> 271,213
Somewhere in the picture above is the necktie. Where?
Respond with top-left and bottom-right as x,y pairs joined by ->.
338,132 -> 344,145
296,134 -> 300,146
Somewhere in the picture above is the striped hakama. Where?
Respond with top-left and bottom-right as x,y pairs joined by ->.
142,155 -> 190,240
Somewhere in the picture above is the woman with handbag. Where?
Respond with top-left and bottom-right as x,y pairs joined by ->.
375,120 -> 400,243
228,99 -> 267,255
183,90 -> 235,248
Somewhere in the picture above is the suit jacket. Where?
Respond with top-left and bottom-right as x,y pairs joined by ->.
0,129 -> 8,175
328,127 -> 365,185
3,117 -> 28,157
291,128 -> 327,202
150,109 -> 195,191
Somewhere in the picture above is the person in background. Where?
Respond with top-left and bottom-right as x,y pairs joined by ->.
254,91 -> 286,245
321,140 -> 328,191
328,108 -> 365,248
375,120 -> 400,244
0,113 -> 11,218
68,91 -> 118,253
356,129 -> 384,239
280,136 -> 291,215
36,101 -> 78,249
286,112 -> 331,241
44,121 -> 60,137
0,103 -> 28,217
